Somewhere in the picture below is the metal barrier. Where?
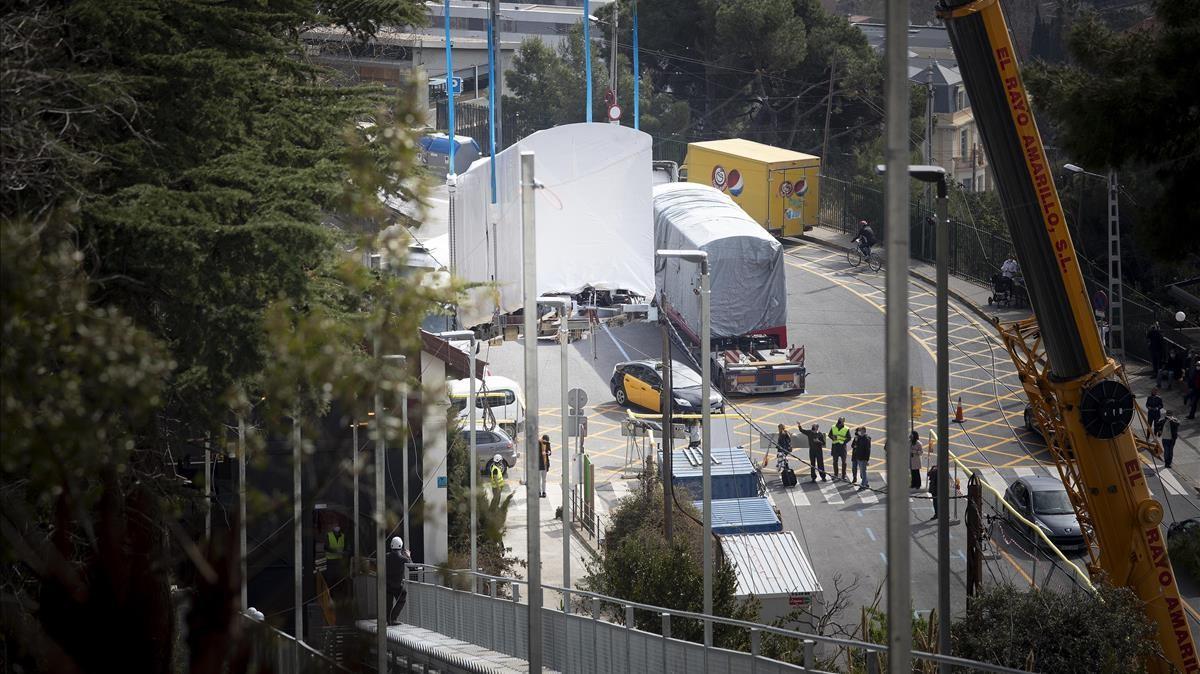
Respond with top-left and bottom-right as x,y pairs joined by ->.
399,564 -> 1030,674
241,613 -> 351,674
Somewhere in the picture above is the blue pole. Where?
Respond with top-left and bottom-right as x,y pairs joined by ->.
487,22 -> 498,203
632,0 -> 640,130
583,0 -> 592,123
444,0 -> 456,175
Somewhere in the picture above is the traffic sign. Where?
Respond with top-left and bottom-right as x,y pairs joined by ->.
911,386 -> 925,420
568,388 -> 588,412
449,76 -> 463,95
607,104 -> 622,123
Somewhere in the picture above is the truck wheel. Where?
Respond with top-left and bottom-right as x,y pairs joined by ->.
614,386 -> 628,406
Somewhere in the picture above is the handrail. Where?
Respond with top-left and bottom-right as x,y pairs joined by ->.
404,564 -> 1034,674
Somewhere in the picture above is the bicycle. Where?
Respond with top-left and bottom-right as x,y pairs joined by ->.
847,239 -> 883,272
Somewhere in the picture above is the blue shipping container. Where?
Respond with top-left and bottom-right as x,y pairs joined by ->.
664,446 -> 759,500
693,496 -> 782,534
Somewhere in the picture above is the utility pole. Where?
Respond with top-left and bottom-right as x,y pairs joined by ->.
292,411 -> 303,642
821,58 -> 836,162
965,472 -> 982,598
883,0 -> 913,670
1106,169 -> 1124,357
660,319 -> 674,542
520,151 -> 543,672
489,0 -> 504,149
610,8 -> 618,98
374,338 -> 387,674
238,416 -> 248,612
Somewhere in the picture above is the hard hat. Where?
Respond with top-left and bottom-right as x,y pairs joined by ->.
390,536 -> 403,550
493,454 -> 503,463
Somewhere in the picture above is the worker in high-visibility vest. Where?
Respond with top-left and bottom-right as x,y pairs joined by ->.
325,524 -> 347,601
489,454 -> 506,499
827,418 -> 851,481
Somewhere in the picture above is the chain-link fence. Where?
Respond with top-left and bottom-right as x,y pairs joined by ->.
816,173 -> 1199,362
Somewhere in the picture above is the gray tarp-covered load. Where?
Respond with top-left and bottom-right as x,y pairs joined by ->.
653,183 -> 786,340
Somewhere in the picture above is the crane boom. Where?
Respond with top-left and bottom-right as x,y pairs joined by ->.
937,1 -> 1198,671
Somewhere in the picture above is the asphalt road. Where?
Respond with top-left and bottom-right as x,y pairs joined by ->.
483,240 -> 1200,630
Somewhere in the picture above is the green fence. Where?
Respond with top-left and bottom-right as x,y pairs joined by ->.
816,174 -> 1199,363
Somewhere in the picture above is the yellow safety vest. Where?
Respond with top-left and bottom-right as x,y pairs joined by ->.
326,531 -> 345,560
490,464 -> 505,490
829,425 -> 850,444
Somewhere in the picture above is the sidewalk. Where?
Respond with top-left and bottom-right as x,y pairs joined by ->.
799,224 -> 1199,498
500,464 -> 599,609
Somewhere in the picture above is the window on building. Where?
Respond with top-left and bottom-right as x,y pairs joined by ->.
960,130 -> 969,159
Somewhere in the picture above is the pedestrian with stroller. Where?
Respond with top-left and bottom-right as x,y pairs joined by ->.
798,423 -> 828,482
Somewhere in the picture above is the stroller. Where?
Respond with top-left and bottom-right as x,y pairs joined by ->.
988,274 -> 1021,307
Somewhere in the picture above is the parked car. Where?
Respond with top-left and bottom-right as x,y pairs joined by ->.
449,375 -> 525,442
610,359 -> 725,414
1002,476 -> 1086,552
458,428 -> 517,475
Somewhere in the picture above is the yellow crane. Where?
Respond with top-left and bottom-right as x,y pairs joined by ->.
937,1 -> 1198,671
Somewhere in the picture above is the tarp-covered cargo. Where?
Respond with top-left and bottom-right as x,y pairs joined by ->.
653,182 -> 787,343
451,124 -> 655,328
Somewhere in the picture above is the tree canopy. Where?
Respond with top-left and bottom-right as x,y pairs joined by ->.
1,1 -> 443,670
1024,0 -> 1200,260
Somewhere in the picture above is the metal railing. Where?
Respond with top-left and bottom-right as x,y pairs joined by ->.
397,564 -> 1031,674
241,613 -> 351,674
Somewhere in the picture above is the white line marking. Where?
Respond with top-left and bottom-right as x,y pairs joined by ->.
601,323 -> 631,361
1158,469 -> 1187,496
819,480 -> 844,504
979,468 -> 1009,492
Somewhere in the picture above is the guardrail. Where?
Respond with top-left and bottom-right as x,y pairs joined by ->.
398,564 -> 1031,674
241,613 -> 350,674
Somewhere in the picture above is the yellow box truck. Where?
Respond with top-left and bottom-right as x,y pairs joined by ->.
684,139 -> 821,237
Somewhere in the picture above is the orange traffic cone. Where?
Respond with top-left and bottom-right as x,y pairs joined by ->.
954,397 -> 964,423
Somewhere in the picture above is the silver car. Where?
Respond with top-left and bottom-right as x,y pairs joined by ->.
459,428 -> 518,475
1003,476 -> 1086,552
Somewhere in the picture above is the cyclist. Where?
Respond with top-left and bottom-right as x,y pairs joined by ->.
853,220 -> 877,257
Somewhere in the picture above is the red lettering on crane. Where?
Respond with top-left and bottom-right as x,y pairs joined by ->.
995,47 -> 1013,71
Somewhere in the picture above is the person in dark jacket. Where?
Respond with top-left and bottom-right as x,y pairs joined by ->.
386,536 -> 411,624
851,427 -> 872,489
1146,388 -> 1164,430
538,434 -> 552,498
797,423 -> 828,482
927,464 -> 940,520
1147,322 -> 1164,376
1157,411 -> 1180,469
1159,348 -> 1184,390
775,424 -> 792,467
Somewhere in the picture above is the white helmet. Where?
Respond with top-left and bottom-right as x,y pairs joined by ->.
493,454 -> 503,464
390,536 -> 403,550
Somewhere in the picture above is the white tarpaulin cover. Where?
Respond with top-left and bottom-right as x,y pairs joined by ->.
450,123 -> 654,327
653,182 -> 786,339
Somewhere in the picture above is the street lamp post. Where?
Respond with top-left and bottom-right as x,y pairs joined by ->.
375,347 -> 405,674
537,296 -> 573,600
655,249 -> 711,653
437,330 -> 478,578
520,151 -> 543,671
1064,163 -> 1123,357
879,164 -> 950,670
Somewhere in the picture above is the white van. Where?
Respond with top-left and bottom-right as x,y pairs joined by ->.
448,376 -> 525,441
